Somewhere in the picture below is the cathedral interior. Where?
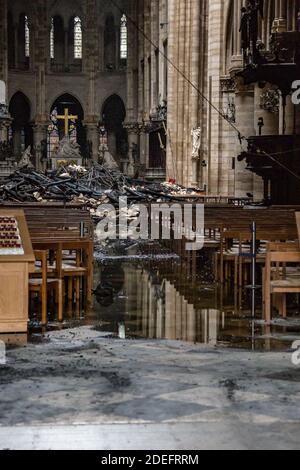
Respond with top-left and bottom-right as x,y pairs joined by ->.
1,0 -> 300,451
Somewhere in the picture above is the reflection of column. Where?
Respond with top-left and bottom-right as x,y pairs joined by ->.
165,281 -> 176,340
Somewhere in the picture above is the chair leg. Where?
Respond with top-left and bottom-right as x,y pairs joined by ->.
41,287 -> 47,326
75,277 -> 80,301
264,291 -> 271,324
57,281 -> 63,322
281,294 -> 287,318
68,277 -> 73,302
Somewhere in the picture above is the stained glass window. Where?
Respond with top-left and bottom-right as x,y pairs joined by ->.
25,16 -> 30,57
50,18 -> 54,59
74,17 -> 82,59
120,14 -> 127,60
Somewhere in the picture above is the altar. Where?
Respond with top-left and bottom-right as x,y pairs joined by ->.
51,136 -> 83,169
50,107 -> 83,169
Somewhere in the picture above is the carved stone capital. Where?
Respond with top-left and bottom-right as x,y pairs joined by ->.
220,76 -> 237,93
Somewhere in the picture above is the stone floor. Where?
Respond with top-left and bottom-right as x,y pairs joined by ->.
0,326 -> 300,450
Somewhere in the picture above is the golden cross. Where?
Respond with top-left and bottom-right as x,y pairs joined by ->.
57,108 -> 78,136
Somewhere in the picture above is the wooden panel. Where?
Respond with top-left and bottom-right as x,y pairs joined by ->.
0,263 -> 29,333
296,212 -> 300,241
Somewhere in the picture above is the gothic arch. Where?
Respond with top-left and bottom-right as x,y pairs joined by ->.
9,91 -> 33,158
49,90 -> 84,112
48,93 -> 88,160
101,94 -> 127,162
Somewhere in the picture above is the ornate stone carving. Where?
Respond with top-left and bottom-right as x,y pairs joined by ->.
260,89 -> 280,113
220,77 -> 237,93
124,122 -> 143,135
150,100 -> 168,122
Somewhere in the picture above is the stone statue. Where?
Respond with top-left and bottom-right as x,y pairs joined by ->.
18,146 -> 34,168
98,142 -> 118,169
191,127 -> 201,158
240,7 -> 250,54
54,136 -> 82,159
103,149 -> 119,170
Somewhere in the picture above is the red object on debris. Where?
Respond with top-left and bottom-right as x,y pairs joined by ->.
168,178 -> 176,185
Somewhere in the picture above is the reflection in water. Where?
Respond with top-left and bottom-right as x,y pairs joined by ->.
93,259 -> 300,351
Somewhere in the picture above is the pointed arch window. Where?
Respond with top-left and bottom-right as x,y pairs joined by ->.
120,14 -> 127,60
74,16 -> 82,59
25,15 -> 30,58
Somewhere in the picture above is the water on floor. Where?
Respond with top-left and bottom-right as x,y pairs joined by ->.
90,256 -> 300,351
2,242 -> 300,351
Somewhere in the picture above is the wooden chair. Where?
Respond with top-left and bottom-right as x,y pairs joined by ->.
29,250 -> 63,325
32,240 -> 93,305
263,243 -> 300,323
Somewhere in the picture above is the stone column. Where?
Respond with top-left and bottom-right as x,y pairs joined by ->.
85,122 -> 99,163
207,0 -> 223,194
64,29 -> 68,69
234,84 -> 257,197
0,0 -> 11,143
14,24 -> 18,69
33,123 -> 48,170
273,0 -> 287,32
0,119 -> 11,143
0,0 -> 8,85
188,0 -> 201,187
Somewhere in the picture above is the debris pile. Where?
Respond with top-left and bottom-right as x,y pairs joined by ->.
0,164 -> 204,208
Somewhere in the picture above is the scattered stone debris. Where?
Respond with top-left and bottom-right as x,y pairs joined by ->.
0,164 -> 204,208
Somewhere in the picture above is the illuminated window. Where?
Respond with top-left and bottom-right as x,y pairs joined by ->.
74,16 -> 82,59
50,17 -> 54,59
25,15 -> 30,57
120,14 -> 127,60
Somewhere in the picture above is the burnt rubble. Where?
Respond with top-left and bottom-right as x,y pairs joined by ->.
0,164 -> 204,208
